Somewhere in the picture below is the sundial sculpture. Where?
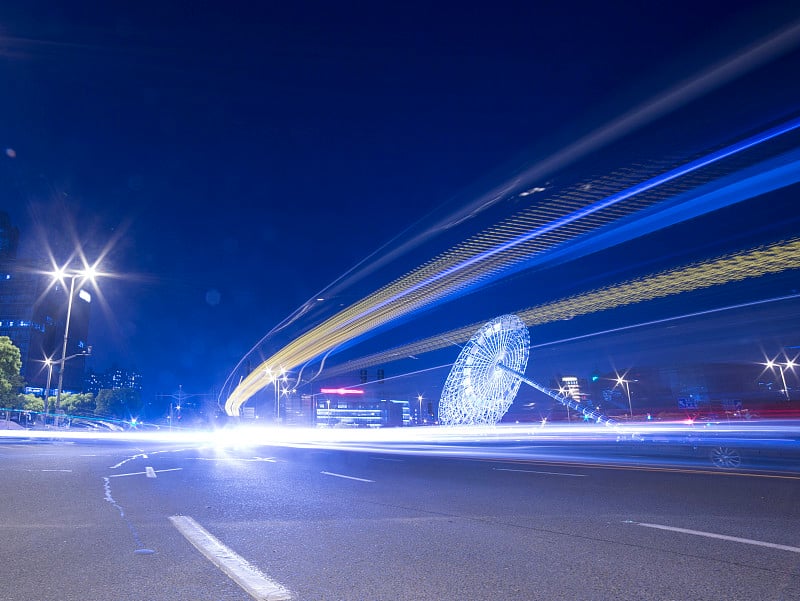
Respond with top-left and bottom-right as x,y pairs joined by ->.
438,314 -> 615,426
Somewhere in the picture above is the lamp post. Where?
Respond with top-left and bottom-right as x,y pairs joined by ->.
52,264 -> 99,421
556,386 -> 573,422
615,376 -> 633,418
43,357 -> 54,424
170,385 -> 183,431
157,386 -> 208,430
417,394 -> 423,425
265,367 -> 288,421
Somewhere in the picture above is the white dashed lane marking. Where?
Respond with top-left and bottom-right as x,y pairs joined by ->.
320,471 -> 375,483
629,521 -> 800,553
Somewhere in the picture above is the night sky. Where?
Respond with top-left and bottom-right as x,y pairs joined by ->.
2,1 -> 799,406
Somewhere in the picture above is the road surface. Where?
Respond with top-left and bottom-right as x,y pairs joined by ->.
1,435 -> 798,600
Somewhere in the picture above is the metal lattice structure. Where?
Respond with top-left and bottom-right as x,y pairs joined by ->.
439,313 -> 617,426
438,314 -> 530,425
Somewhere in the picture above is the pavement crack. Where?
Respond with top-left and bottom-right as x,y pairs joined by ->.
102,476 -> 155,554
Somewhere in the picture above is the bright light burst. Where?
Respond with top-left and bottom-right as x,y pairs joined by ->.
2,420 -> 799,475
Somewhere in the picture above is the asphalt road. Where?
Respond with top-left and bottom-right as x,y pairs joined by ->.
1,436 -> 798,601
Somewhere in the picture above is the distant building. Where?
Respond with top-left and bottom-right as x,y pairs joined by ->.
286,393 -> 314,426
84,370 -> 102,395
84,366 -> 143,395
311,389 -> 412,427
0,212 -> 91,393
584,363 -> 790,417
383,399 -> 412,427
0,212 -> 19,258
560,376 -> 583,402
507,361 -> 796,422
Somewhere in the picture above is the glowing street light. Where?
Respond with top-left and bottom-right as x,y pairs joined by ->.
39,356 -> 55,423
52,262 -> 101,420
417,394 -> 424,424
764,357 -> 796,401
557,386 -> 572,422
264,366 -> 289,420
615,375 -> 634,418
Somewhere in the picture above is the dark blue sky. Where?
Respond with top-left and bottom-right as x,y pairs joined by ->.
2,1 -> 799,403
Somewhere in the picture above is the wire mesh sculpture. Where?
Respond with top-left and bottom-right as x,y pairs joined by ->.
439,314 -> 530,425
439,314 -> 616,426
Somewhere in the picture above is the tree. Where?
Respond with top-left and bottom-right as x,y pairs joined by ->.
0,336 -> 24,408
18,393 -> 44,412
59,392 -> 96,416
95,388 -> 143,420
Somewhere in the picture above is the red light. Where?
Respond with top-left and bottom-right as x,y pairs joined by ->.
320,388 -> 364,395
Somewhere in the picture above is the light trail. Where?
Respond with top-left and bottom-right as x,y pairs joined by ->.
3,421 -> 799,477
324,238 -> 800,376
289,17 -> 800,304
225,117 -> 800,415
337,118 -> 800,332
529,292 -> 800,350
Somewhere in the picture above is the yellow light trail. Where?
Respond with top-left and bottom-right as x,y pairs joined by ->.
225,166 -> 659,414
225,125 -> 800,415
325,237 -> 800,377
226,236 -> 800,414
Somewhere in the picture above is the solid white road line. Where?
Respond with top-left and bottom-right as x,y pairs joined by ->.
320,471 -> 375,482
633,522 -> 800,553
169,515 -> 293,601
493,467 -> 586,477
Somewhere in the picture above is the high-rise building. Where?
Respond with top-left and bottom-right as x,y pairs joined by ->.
0,212 -> 19,258
84,366 -> 143,395
560,376 -> 583,402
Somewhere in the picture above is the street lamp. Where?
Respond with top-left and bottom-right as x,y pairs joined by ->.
52,263 -> 100,420
265,366 -> 289,421
764,358 -> 796,401
42,357 -> 54,423
417,394 -> 424,425
170,385 -> 184,431
615,375 -> 634,419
